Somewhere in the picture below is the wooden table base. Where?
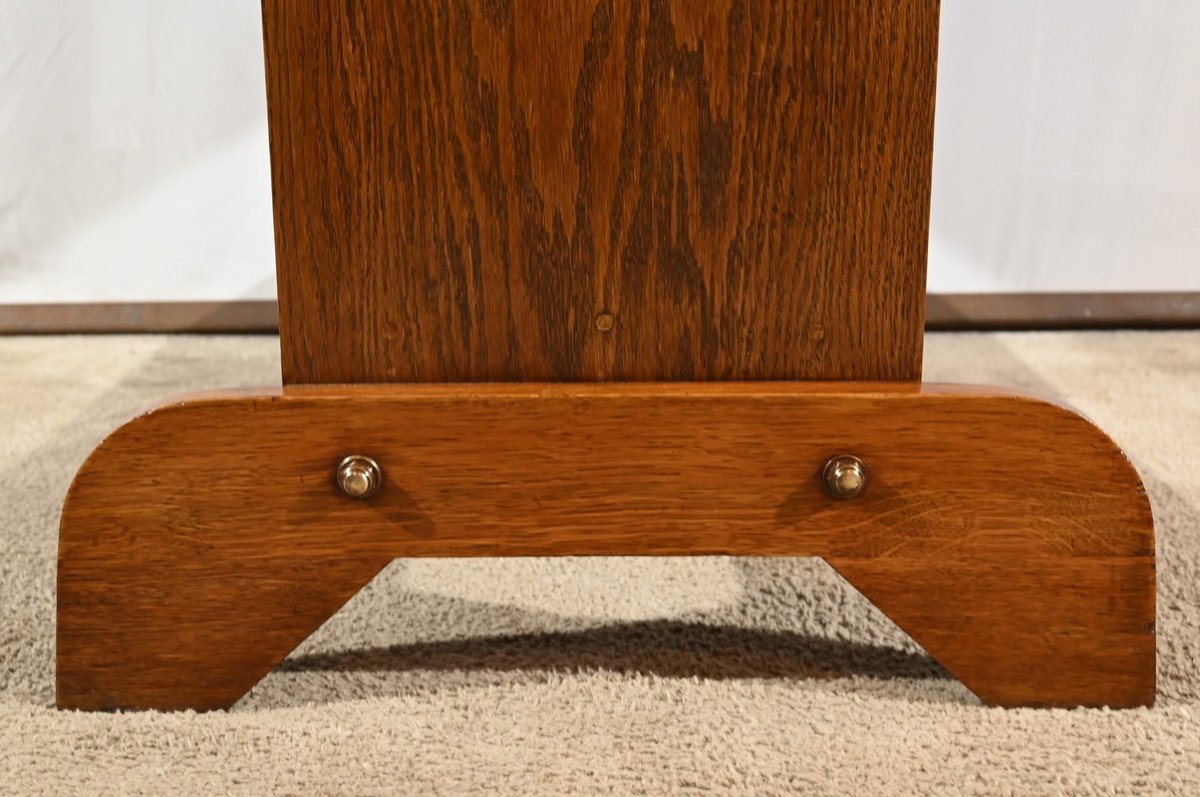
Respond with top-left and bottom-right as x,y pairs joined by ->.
57,383 -> 1155,711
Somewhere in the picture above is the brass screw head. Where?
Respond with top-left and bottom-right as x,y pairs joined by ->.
336,455 -> 383,500
822,455 -> 867,500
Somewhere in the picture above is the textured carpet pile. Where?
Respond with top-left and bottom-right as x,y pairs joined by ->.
1,332 -> 1198,794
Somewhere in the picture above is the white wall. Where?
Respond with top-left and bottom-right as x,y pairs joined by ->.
1,0 -> 1198,303
0,0 -> 275,302
931,0 -> 1200,292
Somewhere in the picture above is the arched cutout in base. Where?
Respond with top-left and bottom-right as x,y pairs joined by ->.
57,383 -> 1155,711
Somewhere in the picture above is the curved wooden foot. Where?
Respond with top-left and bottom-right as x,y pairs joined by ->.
57,383 -> 1154,710
826,558 -> 1154,708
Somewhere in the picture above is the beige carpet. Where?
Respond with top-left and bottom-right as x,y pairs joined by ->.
1,332 -> 1198,795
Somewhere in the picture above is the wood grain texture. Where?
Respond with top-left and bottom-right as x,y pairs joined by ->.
58,383 -> 1154,711
261,0 -> 940,384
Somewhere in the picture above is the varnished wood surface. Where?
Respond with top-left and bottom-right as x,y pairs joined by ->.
261,0 -> 940,384
58,383 -> 1154,710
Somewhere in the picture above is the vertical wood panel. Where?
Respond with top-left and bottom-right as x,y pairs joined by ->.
262,0 -> 940,384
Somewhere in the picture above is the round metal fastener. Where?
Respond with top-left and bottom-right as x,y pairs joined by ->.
336,455 -> 383,500
822,455 -> 867,500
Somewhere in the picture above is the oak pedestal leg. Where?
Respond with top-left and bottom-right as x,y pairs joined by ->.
60,1 -> 1150,715
57,383 -> 1155,711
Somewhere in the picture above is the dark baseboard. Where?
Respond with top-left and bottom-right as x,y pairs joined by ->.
0,301 -> 279,334
1,293 -> 1198,335
925,292 -> 1200,331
